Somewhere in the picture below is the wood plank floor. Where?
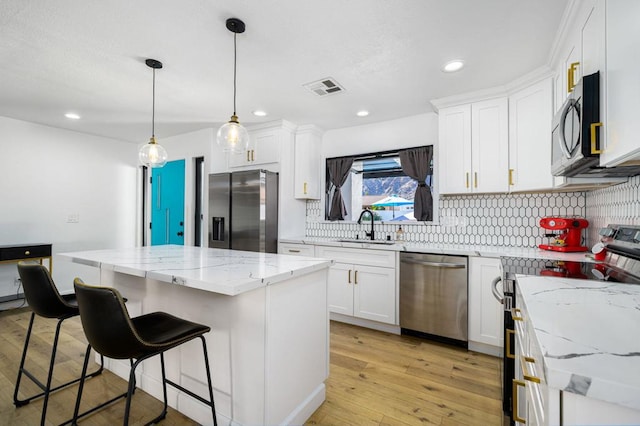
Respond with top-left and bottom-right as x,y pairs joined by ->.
0,307 -> 503,425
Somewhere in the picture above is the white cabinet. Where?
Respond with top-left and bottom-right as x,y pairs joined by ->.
316,246 -> 396,325
293,125 -> 323,200
468,257 -> 503,353
508,78 -> 554,192
228,127 -> 280,168
278,242 -> 315,257
601,0 -> 640,167
439,97 -> 509,194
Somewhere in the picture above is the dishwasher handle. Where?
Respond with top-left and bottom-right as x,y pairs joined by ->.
401,259 -> 466,269
491,276 -> 504,304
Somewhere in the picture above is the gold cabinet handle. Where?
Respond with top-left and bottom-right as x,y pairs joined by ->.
506,329 -> 515,359
474,172 -> 478,188
568,62 -> 580,93
511,308 -> 523,321
512,379 -> 526,424
246,150 -> 250,162
591,122 -> 603,154
354,270 -> 358,284
466,172 -> 470,188
348,270 -> 351,284
509,169 -> 514,186
522,356 -> 541,384
303,182 -> 308,195
251,150 -> 255,162
25,250 -> 31,255
288,249 -> 301,253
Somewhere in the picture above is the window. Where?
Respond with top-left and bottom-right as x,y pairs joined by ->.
325,146 -> 435,222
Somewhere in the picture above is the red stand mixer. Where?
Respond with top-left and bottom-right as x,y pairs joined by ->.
539,217 -> 589,252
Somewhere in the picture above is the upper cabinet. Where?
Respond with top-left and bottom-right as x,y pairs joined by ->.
294,125 -> 323,200
508,78 -> 554,192
601,0 -> 640,167
228,124 -> 284,168
439,98 -> 509,194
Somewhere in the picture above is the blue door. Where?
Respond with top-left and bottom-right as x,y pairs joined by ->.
151,159 -> 185,245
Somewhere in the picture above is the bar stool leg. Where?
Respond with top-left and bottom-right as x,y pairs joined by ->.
200,336 -> 218,426
39,317 -> 66,425
13,312 -> 36,407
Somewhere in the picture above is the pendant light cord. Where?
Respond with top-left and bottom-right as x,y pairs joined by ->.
233,32 -> 237,116
152,68 -> 156,138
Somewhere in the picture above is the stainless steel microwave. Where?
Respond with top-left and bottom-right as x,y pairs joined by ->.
551,71 -> 602,177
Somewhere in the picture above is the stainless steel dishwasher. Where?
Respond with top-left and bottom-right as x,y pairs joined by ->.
399,252 -> 468,346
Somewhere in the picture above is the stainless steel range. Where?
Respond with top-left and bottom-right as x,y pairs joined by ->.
495,224 -> 640,424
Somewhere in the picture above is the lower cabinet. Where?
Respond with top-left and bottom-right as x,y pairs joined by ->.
327,262 -> 396,324
317,246 -> 397,326
468,257 -> 503,353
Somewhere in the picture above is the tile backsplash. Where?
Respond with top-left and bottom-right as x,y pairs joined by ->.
306,192 -> 587,248
586,175 -> 640,244
306,176 -> 640,249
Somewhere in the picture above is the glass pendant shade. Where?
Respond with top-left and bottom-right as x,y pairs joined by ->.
139,137 -> 168,168
217,115 -> 249,153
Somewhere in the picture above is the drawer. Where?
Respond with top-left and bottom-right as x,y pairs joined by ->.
0,244 -> 52,261
316,246 -> 396,268
278,243 -> 315,257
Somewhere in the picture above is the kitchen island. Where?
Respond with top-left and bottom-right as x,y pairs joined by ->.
60,245 -> 332,426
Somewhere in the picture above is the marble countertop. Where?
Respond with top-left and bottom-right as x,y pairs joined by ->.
280,237 -> 595,262
59,245 -> 332,296
516,275 -> 640,411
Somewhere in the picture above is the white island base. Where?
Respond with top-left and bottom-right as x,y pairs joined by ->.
59,245 -> 332,426
99,268 -> 328,425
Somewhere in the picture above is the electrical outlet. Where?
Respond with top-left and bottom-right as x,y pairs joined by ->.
14,277 -> 21,287
67,213 -> 80,223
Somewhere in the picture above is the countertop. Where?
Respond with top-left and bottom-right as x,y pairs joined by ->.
280,237 -> 595,262
59,245 -> 332,296
516,275 -> 640,412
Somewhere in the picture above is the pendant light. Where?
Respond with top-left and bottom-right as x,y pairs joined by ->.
139,59 -> 168,168
217,18 -> 249,154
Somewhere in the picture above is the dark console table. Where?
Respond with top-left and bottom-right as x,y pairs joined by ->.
0,243 -> 52,268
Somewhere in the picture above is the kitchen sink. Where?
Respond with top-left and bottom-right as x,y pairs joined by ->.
336,239 -> 396,245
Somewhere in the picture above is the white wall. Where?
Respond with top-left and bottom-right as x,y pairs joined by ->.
0,116 -> 138,295
322,113 -> 438,157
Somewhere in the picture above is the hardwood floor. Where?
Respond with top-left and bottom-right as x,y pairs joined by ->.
306,321 -> 503,426
0,307 -> 503,425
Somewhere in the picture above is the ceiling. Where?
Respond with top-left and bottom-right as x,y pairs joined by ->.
0,0 -> 568,144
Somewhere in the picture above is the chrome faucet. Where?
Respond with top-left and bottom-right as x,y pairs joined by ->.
357,208 -> 375,241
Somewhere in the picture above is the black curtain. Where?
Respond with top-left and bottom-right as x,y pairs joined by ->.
326,157 -> 354,221
399,146 -> 433,221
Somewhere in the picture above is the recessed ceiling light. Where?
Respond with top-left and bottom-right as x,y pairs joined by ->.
442,60 -> 465,73
356,110 -> 369,117
65,113 -> 81,120
252,110 -> 267,117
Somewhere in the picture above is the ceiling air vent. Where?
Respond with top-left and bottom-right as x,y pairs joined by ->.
303,78 -> 345,97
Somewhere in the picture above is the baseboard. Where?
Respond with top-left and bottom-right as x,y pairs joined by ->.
330,313 -> 401,335
468,340 -> 502,357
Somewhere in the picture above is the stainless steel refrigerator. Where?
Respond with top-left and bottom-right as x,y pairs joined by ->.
208,170 -> 279,253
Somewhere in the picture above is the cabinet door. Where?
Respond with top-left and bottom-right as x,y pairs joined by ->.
439,104 -> 472,194
294,126 -> 322,199
508,79 -> 553,192
229,128 -> 282,168
471,98 -> 509,193
353,265 -> 396,324
602,0 -> 640,167
328,263 -> 354,316
468,257 -> 503,347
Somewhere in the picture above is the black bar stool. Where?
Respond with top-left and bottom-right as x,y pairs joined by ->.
72,278 -> 217,426
14,262 -> 105,426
